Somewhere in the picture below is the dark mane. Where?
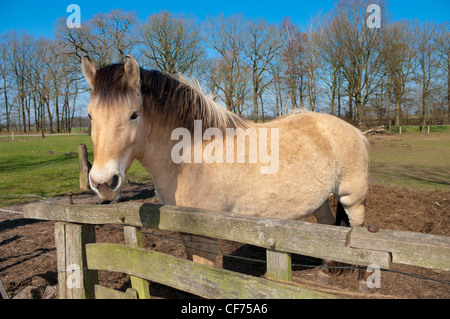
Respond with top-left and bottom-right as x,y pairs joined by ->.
92,64 -> 134,100
92,63 -> 247,131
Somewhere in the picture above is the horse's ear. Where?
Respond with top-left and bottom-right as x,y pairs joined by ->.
124,55 -> 140,88
81,56 -> 96,89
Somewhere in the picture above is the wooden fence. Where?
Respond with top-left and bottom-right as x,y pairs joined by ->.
23,202 -> 450,299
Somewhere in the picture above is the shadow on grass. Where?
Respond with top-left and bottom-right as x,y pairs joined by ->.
0,153 -> 78,174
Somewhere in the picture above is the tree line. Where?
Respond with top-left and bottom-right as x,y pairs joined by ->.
1,0 -> 449,133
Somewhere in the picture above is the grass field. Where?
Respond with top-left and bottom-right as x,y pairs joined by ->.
368,132 -> 450,191
0,134 -> 148,206
0,131 -> 449,207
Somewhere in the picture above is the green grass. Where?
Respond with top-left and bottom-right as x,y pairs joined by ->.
0,134 -> 148,207
368,132 -> 450,191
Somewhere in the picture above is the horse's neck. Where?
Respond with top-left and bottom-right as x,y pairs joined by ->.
138,120 -> 184,205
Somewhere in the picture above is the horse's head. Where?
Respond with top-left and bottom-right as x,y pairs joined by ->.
82,55 -> 147,202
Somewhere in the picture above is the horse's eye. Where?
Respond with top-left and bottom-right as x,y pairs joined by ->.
88,113 -> 92,120
130,111 -> 139,121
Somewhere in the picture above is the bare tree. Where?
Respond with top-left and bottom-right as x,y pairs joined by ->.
321,14 -> 344,116
413,21 -> 441,131
3,31 -> 35,133
56,9 -> 138,67
205,14 -> 246,112
0,37 -> 12,131
381,21 -> 417,126
138,11 -> 205,75
206,54 -> 251,115
304,14 -> 324,112
2,6 -> 450,130
332,0 -> 384,127
280,17 -> 306,112
268,53 -> 289,117
28,37 -> 50,134
243,18 -> 283,121
436,22 -> 450,124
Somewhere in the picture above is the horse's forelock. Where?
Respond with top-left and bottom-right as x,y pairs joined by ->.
91,63 -> 138,106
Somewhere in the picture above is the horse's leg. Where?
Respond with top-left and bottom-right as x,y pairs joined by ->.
180,233 -> 218,267
313,199 -> 336,284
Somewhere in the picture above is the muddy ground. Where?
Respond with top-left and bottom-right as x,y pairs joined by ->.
0,182 -> 449,299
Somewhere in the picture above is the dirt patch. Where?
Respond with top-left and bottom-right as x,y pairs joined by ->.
1,183 -> 449,299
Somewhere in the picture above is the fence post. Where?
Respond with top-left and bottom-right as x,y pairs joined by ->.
55,222 -> 98,299
78,144 -> 91,191
124,225 -> 151,299
266,249 -> 292,282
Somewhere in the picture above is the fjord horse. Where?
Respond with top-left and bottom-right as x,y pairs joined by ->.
81,55 -> 370,290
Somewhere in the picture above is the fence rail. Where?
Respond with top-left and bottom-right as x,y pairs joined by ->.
23,201 -> 450,299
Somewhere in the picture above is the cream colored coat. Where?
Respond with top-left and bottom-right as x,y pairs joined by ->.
82,55 -> 369,267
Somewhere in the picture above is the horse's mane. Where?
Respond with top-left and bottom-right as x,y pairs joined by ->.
92,63 -> 248,131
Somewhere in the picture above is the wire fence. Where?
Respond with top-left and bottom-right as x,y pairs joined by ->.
1,198 -> 450,290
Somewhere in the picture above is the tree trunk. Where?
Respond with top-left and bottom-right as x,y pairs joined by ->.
387,80 -> 391,131
21,96 -> 26,133
290,80 -> 296,111
299,75 -> 304,110
395,97 -> 401,127
421,96 -> 426,132
41,95 -> 46,134
310,73 -> 316,112
33,94 -> 39,132
260,94 -> 265,123
348,92 -> 353,121
46,96 -> 53,133
225,94 -> 233,112
330,83 -> 336,116
337,73 -> 341,118
274,80 -> 280,117
55,95 -> 60,133
26,95 -> 31,132
18,106 -> 22,133
355,92 -> 363,129
253,90 -> 258,122
447,59 -> 450,125
4,86 -> 9,131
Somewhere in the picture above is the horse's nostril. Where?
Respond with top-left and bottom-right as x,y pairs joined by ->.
109,174 -> 120,191
89,176 -> 99,189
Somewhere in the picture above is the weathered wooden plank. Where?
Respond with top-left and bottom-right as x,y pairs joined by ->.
123,226 -> 151,299
54,222 -> 98,299
350,227 -> 450,271
157,206 -> 390,268
86,243 -> 338,299
266,250 -> 292,282
94,285 -> 137,299
66,223 -> 98,299
23,202 -> 390,267
23,202 -> 161,226
54,222 -> 67,299
0,279 -> 9,299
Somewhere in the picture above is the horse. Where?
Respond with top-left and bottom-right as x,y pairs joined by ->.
81,55 -> 370,290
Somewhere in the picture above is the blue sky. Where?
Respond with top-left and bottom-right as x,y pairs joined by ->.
1,0 -> 449,39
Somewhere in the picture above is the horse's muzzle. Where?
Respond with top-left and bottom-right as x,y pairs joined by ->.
89,174 -> 123,203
